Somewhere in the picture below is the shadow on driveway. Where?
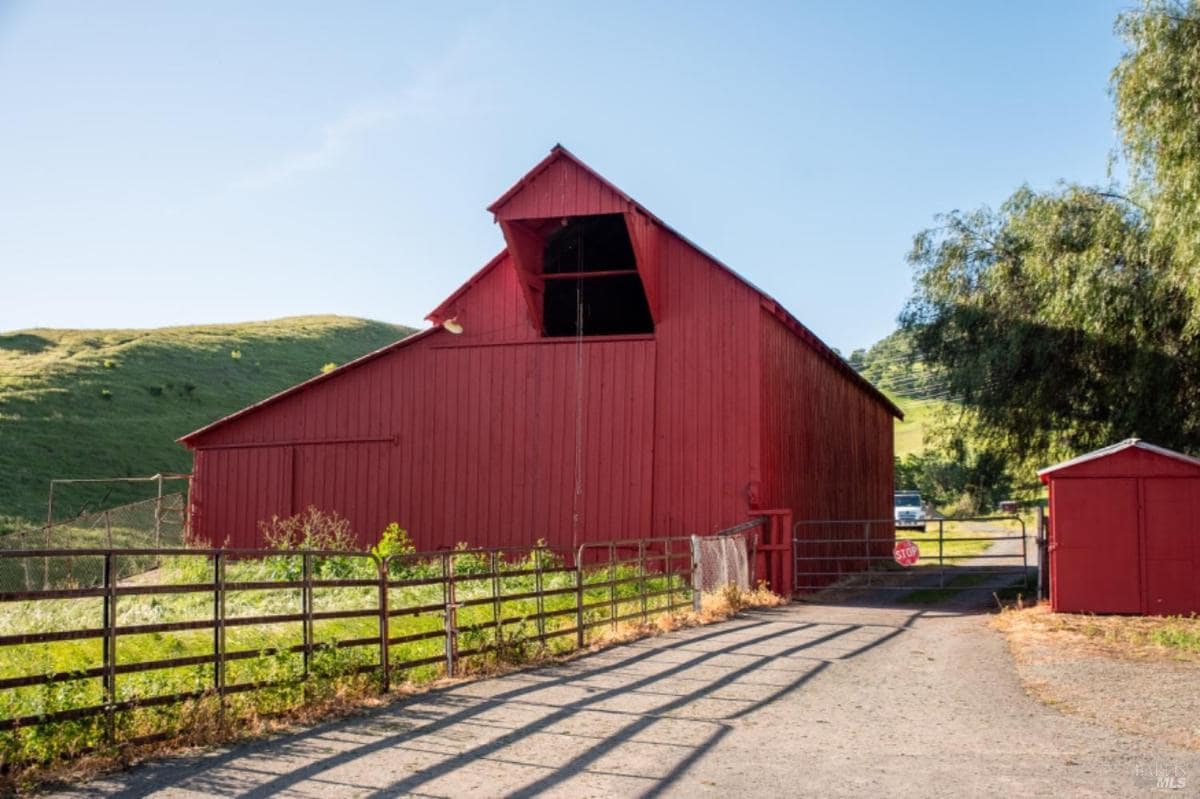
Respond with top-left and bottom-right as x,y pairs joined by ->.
62,607 -> 933,798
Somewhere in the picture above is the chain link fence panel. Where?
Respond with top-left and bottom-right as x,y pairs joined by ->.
692,531 -> 752,594
0,493 -> 187,591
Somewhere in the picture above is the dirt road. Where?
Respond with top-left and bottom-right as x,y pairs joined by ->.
56,597 -> 1196,798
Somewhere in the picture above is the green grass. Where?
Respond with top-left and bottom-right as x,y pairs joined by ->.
890,394 -> 956,458
1149,624 -> 1200,653
0,549 -> 690,766
0,316 -> 414,533
900,520 -> 1004,562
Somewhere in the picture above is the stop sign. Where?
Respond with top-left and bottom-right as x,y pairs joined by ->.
894,539 -> 920,567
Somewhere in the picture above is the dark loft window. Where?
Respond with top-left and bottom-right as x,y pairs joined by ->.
542,214 -> 636,274
542,214 -> 654,337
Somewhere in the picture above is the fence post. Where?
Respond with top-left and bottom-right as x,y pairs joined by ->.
106,510 -> 113,549
301,552 -> 312,683
665,538 -> 674,611
378,555 -> 390,693
42,525 -> 50,591
609,543 -> 617,631
690,535 -> 701,613
639,541 -> 647,623
575,547 -> 585,649
154,473 -> 163,549
491,551 -> 502,656
863,523 -> 871,588
938,519 -> 945,588
1020,515 -> 1029,590
1036,505 -> 1046,600
779,512 -> 793,597
102,551 -> 116,745
534,547 -> 546,646
46,480 -> 54,533
213,551 -> 226,729
444,552 -> 457,677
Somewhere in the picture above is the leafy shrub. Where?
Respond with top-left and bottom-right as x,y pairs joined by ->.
373,523 -> 436,579
320,362 -> 337,374
372,523 -> 414,560
99,388 -> 112,400
230,349 -> 242,360
452,543 -> 490,576
259,507 -> 364,580
102,358 -> 117,369
260,506 -> 357,551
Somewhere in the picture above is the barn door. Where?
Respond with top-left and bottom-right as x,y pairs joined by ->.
1050,477 -> 1140,613
1141,478 -> 1200,615
192,446 -> 293,548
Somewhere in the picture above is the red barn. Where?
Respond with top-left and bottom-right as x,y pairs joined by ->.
180,147 -> 899,580
1039,438 -> 1200,615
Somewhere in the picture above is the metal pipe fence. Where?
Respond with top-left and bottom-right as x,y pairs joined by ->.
792,516 -> 1030,594
0,535 -> 697,761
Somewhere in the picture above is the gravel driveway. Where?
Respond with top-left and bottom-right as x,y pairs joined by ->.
55,595 -> 1197,798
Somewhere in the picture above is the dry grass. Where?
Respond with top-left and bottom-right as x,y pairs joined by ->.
2,585 -> 785,796
993,603 -> 1200,664
992,603 -> 1200,751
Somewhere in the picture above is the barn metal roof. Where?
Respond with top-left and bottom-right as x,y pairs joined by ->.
177,327 -> 440,445
1037,438 -> 1200,478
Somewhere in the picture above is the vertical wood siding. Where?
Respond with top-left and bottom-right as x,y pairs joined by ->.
187,152 -> 893,554
649,233 -> 761,536
187,236 -> 766,549
759,310 -> 894,525
491,155 -> 628,220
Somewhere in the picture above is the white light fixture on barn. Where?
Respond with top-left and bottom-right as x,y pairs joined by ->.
442,317 -> 463,335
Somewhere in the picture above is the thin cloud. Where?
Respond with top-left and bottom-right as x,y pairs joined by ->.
234,21 -> 500,192
235,105 -> 399,191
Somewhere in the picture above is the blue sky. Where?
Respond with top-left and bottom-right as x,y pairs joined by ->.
0,1 -> 1127,353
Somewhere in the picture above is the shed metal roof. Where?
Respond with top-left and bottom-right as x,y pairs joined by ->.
1037,438 -> 1200,478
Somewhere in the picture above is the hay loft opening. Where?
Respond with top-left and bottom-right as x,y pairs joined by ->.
540,214 -> 655,337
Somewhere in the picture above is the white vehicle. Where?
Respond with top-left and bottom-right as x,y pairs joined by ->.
894,491 -> 926,531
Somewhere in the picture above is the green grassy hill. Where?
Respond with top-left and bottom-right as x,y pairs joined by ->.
0,316 -> 415,533
848,330 -> 958,459
892,395 -> 954,458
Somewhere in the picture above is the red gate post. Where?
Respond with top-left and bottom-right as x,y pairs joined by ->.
752,510 -> 794,597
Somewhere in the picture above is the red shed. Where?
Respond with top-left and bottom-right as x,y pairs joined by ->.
179,147 -> 900,581
1039,438 -> 1200,615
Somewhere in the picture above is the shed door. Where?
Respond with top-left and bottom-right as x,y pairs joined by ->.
1051,477 -> 1140,613
1142,478 -> 1200,615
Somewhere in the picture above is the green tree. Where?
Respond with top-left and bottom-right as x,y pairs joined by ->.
900,0 -> 1200,486
902,185 -> 1200,481
1114,0 -> 1200,301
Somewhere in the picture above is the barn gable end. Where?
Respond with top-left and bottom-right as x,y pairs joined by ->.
180,146 -> 897,557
